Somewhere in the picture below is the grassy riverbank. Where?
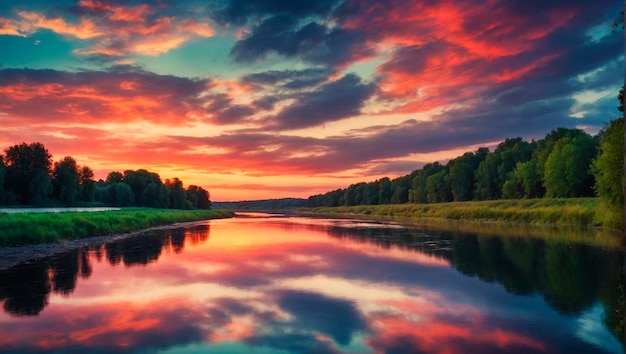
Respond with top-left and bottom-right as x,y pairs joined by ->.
0,208 -> 234,246
300,198 -> 604,228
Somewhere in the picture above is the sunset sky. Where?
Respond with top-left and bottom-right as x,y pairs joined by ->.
0,0 -> 623,201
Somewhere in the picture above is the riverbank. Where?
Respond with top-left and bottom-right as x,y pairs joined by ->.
0,208 -> 234,247
299,198 -> 605,229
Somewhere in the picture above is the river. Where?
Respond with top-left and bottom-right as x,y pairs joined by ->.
0,213 -> 622,353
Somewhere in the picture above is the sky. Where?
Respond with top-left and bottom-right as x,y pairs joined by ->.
0,0 -> 623,201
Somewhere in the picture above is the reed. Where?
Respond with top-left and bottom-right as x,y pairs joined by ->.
0,208 -> 234,246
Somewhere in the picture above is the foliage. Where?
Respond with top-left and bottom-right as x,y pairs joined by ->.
0,208 -> 234,246
543,132 -> 596,198
448,148 -> 488,201
0,142 -> 213,210
591,118 -> 624,230
4,142 -> 52,205
309,127 -> 603,219
52,156 -> 80,204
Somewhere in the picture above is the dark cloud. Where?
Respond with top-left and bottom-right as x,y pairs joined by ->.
269,73 -> 376,130
303,27 -> 373,67
251,96 -> 280,110
206,94 -> 255,124
230,15 -> 326,63
230,13 -> 371,67
211,0 -> 338,25
242,68 -> 331,89
277,290 -> 367,345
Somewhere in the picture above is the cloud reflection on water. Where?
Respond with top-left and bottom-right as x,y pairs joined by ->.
0,216 -> 622,353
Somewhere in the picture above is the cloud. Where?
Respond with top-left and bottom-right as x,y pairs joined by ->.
277,290 -> 367,345
0,2 -> 216,58
241,68 -> 331,90
229,12 -> 373,67
205,93 -> 255,124
211,0 -> 338,25
269,73 -> 376,130
230,15 -> 326,63
0,67 -> 210,125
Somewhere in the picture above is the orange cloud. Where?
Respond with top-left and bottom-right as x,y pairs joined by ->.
12,11 -> 103,39
1,4 -> 215,57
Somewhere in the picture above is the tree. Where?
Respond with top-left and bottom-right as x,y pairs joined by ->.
544,133 -> 596,198
592,118 -> 624,230
112,183 -> 134,207
408,162 -> 445,203
186,185 -> 212,209
426,170 -> 452,203
52,156 -> 80,204
78,166 -> 96,202
448,148 -> 488,201
0,155 -> 6,205
124,169 -> 163,206
166,178 -> 189,209
4,142 -> 52,205
378,177 -> 392,204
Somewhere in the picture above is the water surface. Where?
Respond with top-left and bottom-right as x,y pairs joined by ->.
0,214 -> 622,353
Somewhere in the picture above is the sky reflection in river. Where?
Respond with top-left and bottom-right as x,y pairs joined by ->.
0,214 -> 622,353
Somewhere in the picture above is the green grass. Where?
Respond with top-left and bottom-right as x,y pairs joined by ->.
300,198 -> 603,228
0,208 -> 234,246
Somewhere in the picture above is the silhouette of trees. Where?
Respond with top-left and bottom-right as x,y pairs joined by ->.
52,156 -> 80,204
4,142 -> 53,205
0,142 -> 212,209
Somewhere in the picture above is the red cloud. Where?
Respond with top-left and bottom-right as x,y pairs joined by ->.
337,0 -> 584,115
0,68 -> 210,126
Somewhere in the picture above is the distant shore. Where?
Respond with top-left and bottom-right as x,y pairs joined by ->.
298,198 -> 606,229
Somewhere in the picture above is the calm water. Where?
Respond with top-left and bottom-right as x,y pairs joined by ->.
0,214 -> 623,353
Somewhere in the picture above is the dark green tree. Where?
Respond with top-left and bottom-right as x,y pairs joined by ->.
106,171 -> 123,184
166,178 -> 189,209
544,132 -> 597,198
426,169 -> 452,203
4,142 -> 52,205
378,177 -> 392,204
52,156 -> 80,204
112,182 -> 134,207
123,169 -> 163,206
78,166 -> 96,202
0,155 -> 6,204
408,162 -> 445,203
592,117 -> 624,230
447,148 -> 488,201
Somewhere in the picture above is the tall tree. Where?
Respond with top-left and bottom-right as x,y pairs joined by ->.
426,170 -> 452,203
544,133 -> 596,198
4,142 -> 52,205
52,156 -> 80,204
166,178 -> 188,209
447,148 -> 488,201
592,117 -> 624,230
408,162 -> 445,203
78,166 -> 96,202
0,155 -> 6,204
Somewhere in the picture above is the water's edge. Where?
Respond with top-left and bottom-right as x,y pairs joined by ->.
0,220 -> 210,271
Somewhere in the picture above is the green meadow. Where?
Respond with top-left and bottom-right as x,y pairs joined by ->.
300,198 -> 604,229
0,208 -> 234,246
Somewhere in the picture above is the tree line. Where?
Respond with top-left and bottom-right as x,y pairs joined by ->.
309,104 -> 623,229
0,142 -> 211,209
